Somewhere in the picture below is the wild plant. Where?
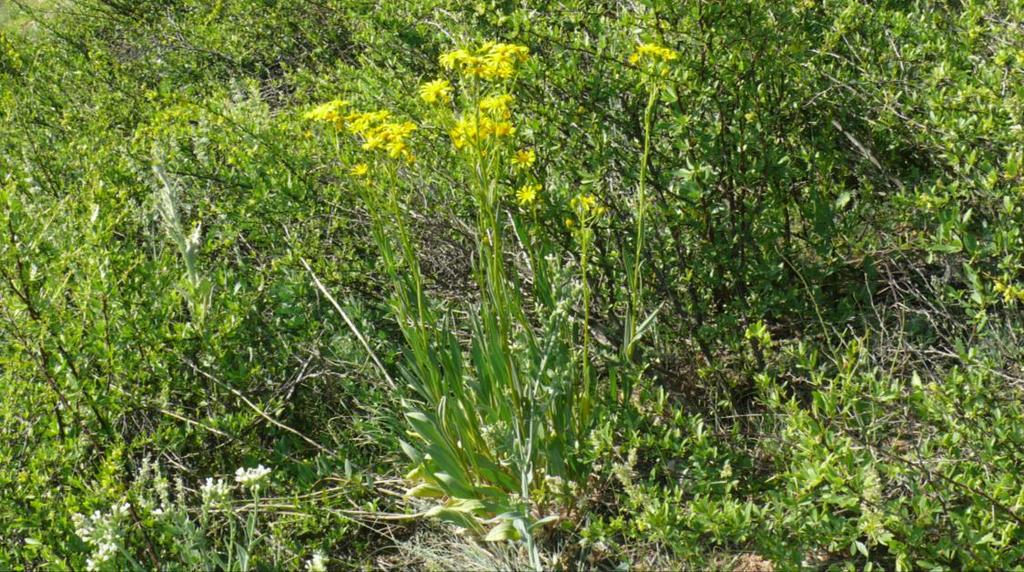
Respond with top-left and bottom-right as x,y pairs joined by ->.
304,39 -> 676,568
153,163 -> 212,327
70,460 -> 281,571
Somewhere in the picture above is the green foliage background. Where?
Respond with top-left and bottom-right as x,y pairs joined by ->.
1,0 -> 1023,569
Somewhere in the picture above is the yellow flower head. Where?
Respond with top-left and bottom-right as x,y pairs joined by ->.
516,183 -> 541,206
449,115 -> 514,150
345,110 -> 391,135
479,93 -> 515,119
491,121 -> 515,137
362,120 -> 417,161
995,280 -> 1024,303
418,79 -> 452,104
571,193 -> 605,219
628,42 -> 679,65
440,42 -> 530,80
439,49 -> 471,69
350,163 -> 369,177
449,116 -> 480,149
512,148 -> 536,170
303,99 -> 349,126
486,43 -> 530,78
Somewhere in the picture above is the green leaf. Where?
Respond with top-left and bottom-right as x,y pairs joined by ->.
484,519 -> 519,542
405,483 -> 445,499
399,439 -> 423,464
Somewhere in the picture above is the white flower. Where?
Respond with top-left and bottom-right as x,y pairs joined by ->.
112,502 -> 131,518
72,513 -> 94,538
305,550 -> 328,572
544,474 -> 567,494
73,503 -> 128,571
200,477 -> 231,505
234,465 -> 271,487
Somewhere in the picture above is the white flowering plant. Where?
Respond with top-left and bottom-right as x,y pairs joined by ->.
67,460 -> 326,571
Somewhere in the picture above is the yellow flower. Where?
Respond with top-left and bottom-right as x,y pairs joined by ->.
418,79 -> 452,104
565,218 -> 574,228
439,49 -> 471,69
516,183 -> 541,206
362,120 -> 417,161
303,99 -> 349,126
995,280 -> 1024,303
385,140 -> 408,158
449,116 -> 477,149
512,148 -> 536,169
479,94 -> 515,118
345,110 -> 391,135
571,194 -> 597,211
449,108 -> 516,151
571,194 -> 605,218
439,42 -> 530,80
350,163 -> 369,177
485,43 -> 530,79
450,116 -> 503,149
628,42 -> 679,65
491,121 -> 515,137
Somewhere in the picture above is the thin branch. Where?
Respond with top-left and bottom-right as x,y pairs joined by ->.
184,360 -> 335,456
299,257 -> 398,391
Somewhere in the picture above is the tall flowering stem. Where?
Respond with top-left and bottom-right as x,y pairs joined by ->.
625,41 -> 677,363
569,194 -> 605,431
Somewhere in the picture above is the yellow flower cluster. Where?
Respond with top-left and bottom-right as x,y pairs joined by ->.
303,99 -> 349,127
418,79 -> 452,104
304,102 -> 417,162
994,280 -> 1024,303
440,42 -> 530,80
345,110 -> 391,135
450,115 -> 515,150
362,120 -> 417,160
449,93 -> 517,151
628,43 -> 679,65
479,94 -> 515,119
516,183 -> 541,206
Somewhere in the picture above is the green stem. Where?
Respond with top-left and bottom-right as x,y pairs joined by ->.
628,84 -> 659,361
580,223 -> 592,429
